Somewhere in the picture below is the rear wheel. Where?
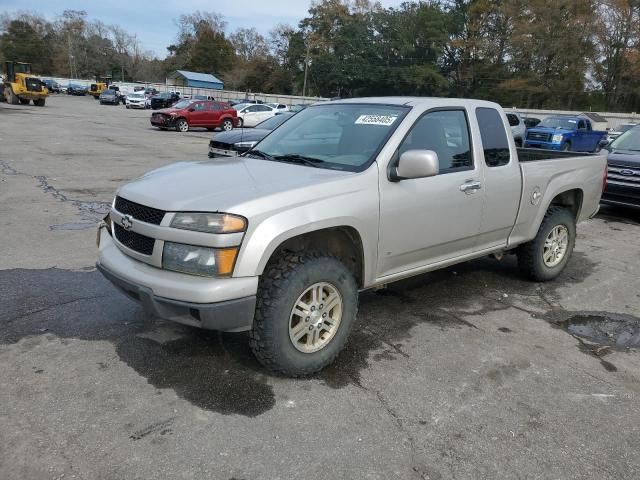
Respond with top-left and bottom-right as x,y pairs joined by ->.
222,119 -> 233,131
33,98 -> 46,107
6,88 -> 19,105
19,98 -> 30,105
176,118 -> 189,133
250,252 -> 359,376
517,207 -> 576,282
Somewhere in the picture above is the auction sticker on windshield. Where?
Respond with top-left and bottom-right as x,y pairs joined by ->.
355,115 -> 398,126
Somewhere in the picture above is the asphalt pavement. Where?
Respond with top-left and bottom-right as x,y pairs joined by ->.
1,95 -> 640,480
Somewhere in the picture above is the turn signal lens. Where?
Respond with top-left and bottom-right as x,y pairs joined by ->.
163,243 -> 239,277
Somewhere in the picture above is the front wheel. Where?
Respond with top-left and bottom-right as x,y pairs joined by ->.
561,142 -> 571,152
517,207 -> 576,282
175,118 -> 189,132
236,117 -> 244,128
33,98 -> 46,107
222,119 -> 233,131
250,253 -> 359,376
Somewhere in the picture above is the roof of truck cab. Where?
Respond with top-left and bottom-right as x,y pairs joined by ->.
320,96 -> 502,108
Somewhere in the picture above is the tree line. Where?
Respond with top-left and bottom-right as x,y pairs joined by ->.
2,1 -> 640,112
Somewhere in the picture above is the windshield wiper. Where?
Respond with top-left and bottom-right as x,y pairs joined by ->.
247,149 -> 275,161
273,154 -> 325,168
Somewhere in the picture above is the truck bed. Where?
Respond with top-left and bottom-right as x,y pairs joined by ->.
517,147 -> 594,162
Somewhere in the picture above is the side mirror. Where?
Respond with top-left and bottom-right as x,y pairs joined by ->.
391,150 -> 440,181
188,108 -> 195,112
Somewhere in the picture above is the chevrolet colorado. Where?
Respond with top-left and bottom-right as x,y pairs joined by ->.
97,97 -> 607,376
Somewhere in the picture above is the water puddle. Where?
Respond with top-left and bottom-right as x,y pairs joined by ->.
560,313 -> 640,348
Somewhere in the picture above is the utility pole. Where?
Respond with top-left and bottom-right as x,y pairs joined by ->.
302,41 -> 310,98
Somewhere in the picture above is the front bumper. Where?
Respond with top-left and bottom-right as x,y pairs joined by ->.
523,141 -> 562,150
602,182 -> 640,209
97,228 -> 258,332
150,115 -> 175,127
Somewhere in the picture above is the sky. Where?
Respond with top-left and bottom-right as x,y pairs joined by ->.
0,0 -> 406,57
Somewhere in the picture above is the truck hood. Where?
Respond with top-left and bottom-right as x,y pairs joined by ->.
527,127 -> 572,135
116,157 -> 355,214
607,149 -> 640,168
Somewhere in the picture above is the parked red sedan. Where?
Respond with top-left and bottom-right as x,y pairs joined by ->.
150,100 -> 238,132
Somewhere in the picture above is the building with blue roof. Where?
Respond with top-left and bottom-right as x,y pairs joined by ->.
166,70 -> 224,90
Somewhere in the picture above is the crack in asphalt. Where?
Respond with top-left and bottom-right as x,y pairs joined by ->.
0,158 -> 110,221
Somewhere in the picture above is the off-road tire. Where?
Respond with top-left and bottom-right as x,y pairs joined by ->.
250,252 -> 359,377
19,98 -> 30,105
33,98 -> 45,107
517,207 -> 576,282
7,88 -> 19,105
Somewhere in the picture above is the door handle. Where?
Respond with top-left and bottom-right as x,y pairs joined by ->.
460,180 -> 482,193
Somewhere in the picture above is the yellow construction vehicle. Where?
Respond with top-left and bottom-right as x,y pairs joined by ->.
88,75 -> 112,100
3,61 -> 48,106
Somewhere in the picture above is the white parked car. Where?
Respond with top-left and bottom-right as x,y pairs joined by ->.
125,93 -> 149,109
266,102 -> 290,112
607,123 -> 638,143
506,112 -> 526,147
234,103 -> 277,127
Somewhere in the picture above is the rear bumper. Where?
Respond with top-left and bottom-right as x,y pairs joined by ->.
97,228 -> 258,332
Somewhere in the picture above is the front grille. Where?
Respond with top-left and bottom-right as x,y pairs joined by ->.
115,196 -> 165,225
608,164 -> 640,185
527,132 -> 551,142
26,77 -> 43,92
114,224 -> 155,255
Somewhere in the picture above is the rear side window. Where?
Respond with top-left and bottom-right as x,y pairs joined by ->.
476,108 -> 511,167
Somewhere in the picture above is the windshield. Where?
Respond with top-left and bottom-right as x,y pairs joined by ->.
103,90 -> 116,95
172,100 -> 192,109
129,94 -> 144,99
617,124 -> 636,133
539,117 -> 578,130
234,103 -> 250,111
248,103 -> 409,172
256,114 -> 294,130
610,126 -> 640,151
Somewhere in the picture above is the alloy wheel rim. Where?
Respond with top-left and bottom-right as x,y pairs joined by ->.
178,121 -> 188,132
543,225 -> 569,267
289,282 -> 343,353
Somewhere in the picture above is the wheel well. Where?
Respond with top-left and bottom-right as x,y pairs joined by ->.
268,227 -> 365,287
550,189 -> 583,218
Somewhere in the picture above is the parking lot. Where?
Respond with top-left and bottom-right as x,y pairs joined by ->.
1,95 -> 640,479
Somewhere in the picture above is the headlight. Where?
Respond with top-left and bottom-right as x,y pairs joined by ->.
163,242 -> 238,277
234,141 -> 258,150
170,112 -> 177,116
552,134 -> 564,143
171,212 -> 246,234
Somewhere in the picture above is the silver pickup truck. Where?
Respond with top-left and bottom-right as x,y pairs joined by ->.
97,97 -> 607,376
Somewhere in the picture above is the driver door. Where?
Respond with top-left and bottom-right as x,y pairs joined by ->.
377,109 -> 485,278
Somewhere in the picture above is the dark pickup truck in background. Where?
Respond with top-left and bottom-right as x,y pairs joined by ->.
603,125 -> 640,209
525,116 -> 607,153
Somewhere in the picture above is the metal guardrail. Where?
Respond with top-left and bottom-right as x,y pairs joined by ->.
43,77 -> 326,105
